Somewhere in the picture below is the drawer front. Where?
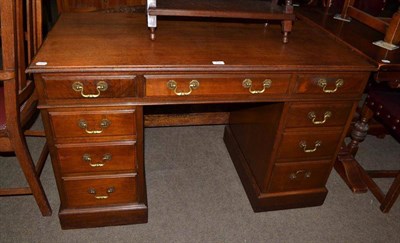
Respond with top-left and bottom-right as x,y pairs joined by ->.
145,74 -> 290,97
56,141 -> 136,174
63,174 -> 137,208
42,76 -> 136,99
49,108 -> 136,138
267,161 -> 331,193
277,130 -> 342,161
285,102 -> 354,128
294,73 -> 368,95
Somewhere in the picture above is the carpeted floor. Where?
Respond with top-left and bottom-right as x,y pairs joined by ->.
1,119 -> 399,242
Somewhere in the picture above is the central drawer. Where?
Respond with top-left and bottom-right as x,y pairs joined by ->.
62,174 -> 138,208
294,73 -> 369,95
145,74 -> 290,97
48,107 -> 137,139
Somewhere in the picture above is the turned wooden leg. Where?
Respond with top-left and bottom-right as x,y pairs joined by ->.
334,103 -> 374,193
281,20 -> 292,44
348,105 -> 374,155
150,27 -> 156,41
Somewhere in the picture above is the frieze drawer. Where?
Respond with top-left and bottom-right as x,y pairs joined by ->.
294,73 -> 369,95
41,75 -> 136,99
56,141 -> 137,175
62,173 -> 138,208
145,74 -> 290,97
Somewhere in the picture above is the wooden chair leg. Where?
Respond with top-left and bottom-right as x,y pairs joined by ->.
35,142 -> 49,177
12,128 -> 52,216
356,162 -> 400,213
380,174 -> 400,213
334,102 -> 374,192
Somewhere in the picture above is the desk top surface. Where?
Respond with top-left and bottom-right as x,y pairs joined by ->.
28,13 -> 375,73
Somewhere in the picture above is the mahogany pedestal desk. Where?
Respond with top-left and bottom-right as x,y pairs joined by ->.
27,13 -> 375,229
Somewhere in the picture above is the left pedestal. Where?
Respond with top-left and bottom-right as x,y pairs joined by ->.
34,74 -> 147,229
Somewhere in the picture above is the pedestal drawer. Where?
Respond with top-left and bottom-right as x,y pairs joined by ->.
267,161 -> 331,193
276,130 -> 342,161
56,141 -> 136,175
41,75 -> 136,99
285,102 -> 353,128
49,108 -> 136,139
145,74 -> 290,97
62,174 -> 138,208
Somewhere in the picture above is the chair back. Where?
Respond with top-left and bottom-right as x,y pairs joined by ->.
0,0 -> 52,217
0,0 -> 43,141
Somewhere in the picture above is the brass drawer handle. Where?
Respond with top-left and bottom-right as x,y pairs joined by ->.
242,79 -> 272,94
88,187 -> 115,200
289,170 -> 312,180
299,140 -> 321,153
167,80 -> 200,96
78,119 -> 111,134
72,81 -> 108,98
82,153 -> 112,167
317,79 -> 344,93
308,111 -> 332,125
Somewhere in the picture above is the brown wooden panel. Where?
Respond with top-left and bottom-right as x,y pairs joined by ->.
229,103 -> 284,190
62,174 -> 138,208
59,0 -> 145,12
294,73 -> 369,95
56,141 -> 136,174
285,101 -> 354,128
277,130 -> 342,161
42,75 -> 136,99
59,204 -> 148,229
267,161 -> 331,193
145,74 -> 290,97
144,112 -> 229,127
48,107 -> 136,138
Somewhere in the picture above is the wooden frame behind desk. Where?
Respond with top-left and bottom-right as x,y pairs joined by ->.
28,13 -> 375,229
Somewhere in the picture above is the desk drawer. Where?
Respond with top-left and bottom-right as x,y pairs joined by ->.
277,130 -> 342,161
145,74 -> 290,97
63,174 -> 138,208
56,141 -> 136,175
42,75 -> 136,99
294,73 -> 368,95
48,108 -> 136,138
285,102 -> 353,128
267,161 -> 331,193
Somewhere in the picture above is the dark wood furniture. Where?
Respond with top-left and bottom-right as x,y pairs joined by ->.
0,0 -> 51,216
27,12 -> 375,229
56,0 -> 146,12
296,6 -> 400,194
349,83 -> 400,212
335,0 -> 399,49
146,0 -> 295,43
